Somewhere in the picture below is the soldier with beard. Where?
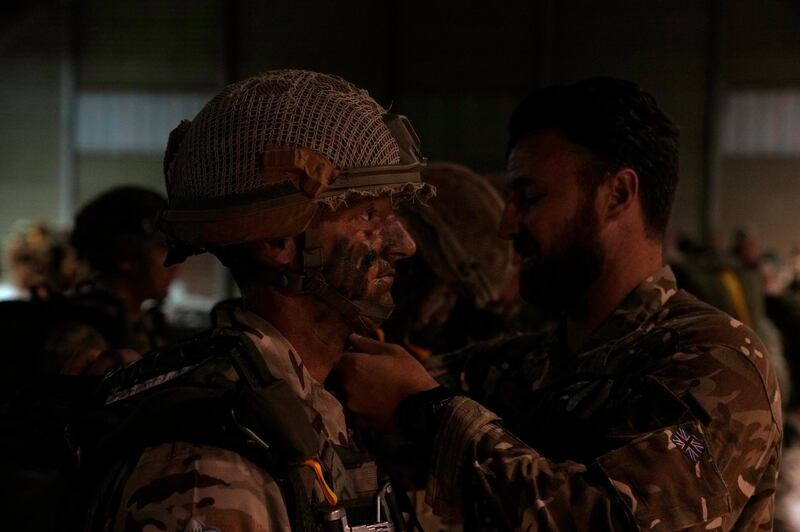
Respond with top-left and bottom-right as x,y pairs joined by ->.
337,78 -> 782,530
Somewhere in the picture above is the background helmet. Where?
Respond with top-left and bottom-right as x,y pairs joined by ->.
399,161 -> 514,308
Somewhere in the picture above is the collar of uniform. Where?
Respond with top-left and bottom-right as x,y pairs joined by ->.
577,265 -> 679,354
230,307 -> 351,446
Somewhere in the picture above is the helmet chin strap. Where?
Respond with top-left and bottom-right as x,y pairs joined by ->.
266,217 -> 394,334
304,276 -> 395,334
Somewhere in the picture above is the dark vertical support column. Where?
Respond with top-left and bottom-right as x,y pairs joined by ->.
58,0 -> 78,225
221,0 -> 237,85
219,0 -> 239,299
702,0 -> 726,244
384,0 -> 400,109
535,0 -> 554,88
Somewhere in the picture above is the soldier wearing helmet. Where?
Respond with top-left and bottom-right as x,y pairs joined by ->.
382,161 -> 518,359
64,187 -> 181,366
88,70 -> 431,531
3,220 -> 76,299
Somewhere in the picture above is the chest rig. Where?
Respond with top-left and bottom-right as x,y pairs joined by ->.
91,326 -> 413,531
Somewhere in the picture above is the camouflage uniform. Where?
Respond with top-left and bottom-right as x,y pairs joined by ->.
106,307 -> 362,531
92,70 -> 428,532
425,266 -> 782,530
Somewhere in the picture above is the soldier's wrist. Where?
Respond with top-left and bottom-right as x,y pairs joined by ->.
395,386 -> 455,451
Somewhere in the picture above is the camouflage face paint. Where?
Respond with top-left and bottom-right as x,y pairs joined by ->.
360,249 -> 379,271
317,197 -> 415,312
323,238 -> 371,301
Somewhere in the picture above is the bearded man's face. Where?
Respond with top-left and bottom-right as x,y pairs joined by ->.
501,131 -> 606,311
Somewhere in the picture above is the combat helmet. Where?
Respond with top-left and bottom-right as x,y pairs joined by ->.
158,70 -> 432,330
399,162 -> 515,308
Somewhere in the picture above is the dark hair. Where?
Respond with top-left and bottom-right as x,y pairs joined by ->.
71,186 -> 166,274
507,77 -> 679,239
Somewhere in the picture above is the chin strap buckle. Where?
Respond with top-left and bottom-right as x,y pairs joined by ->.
303,245 -> 324,272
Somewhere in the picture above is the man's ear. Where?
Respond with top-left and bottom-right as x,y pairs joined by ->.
600,167 -> 639,223
247,237 -> 298,267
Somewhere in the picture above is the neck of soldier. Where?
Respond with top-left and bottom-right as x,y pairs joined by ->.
565,236 -> 663,352
243,286 -> 349,384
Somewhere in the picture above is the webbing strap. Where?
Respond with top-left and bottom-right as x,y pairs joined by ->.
286,217 -> 395,333
302,219 -> 325,274
297,458 -> 338,506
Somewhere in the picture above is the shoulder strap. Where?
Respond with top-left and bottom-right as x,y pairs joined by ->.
93,327 -> 332,528
94,325 -> 416,531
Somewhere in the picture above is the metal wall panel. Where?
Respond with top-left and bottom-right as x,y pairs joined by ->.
76,91 -> 212,154
722,90 -> 800,155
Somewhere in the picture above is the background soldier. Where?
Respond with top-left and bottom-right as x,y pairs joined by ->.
60,186 -> 183,373
0,187 -> 179,396
2,220 -> 76,299
382,161 -> 518,359
337,78 -> 782,530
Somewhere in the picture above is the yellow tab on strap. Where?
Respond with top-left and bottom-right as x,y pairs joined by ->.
405,341 -> 432,361
300,458 -> 338,506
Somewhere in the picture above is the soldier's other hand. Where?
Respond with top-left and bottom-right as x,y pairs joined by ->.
336,333 -> 438,429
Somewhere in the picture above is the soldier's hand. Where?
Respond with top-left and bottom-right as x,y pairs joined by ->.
336,333 -> 438,429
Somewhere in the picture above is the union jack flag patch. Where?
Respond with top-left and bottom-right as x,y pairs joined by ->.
671,426 -> 706,463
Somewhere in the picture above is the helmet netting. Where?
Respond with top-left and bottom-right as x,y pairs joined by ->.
167,69 -> 401,202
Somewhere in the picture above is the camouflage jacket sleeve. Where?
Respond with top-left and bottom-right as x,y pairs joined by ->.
427,342 -> 782,530
427,396 -> 636,530
424,332 -> 549,391
112,442 -> 291,531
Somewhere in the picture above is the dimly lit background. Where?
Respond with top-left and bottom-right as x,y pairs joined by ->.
2,0 -> 800,302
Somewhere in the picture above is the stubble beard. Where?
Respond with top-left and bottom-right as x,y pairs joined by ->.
517,205 -> 605,313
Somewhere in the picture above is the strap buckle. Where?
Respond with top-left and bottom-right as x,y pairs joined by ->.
321,482 -> 397,532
